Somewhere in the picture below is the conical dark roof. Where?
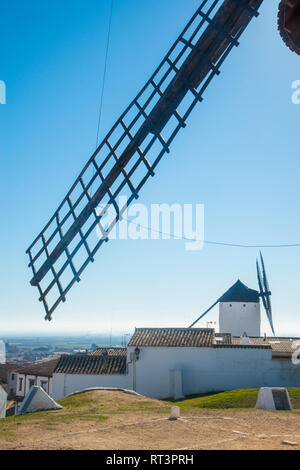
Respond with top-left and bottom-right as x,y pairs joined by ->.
219,280 -> 259,303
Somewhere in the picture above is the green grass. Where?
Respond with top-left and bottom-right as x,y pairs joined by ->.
172,388 -> 300,410
59,396 -> 95,408
59,394 -> 168,416
1,388 -> 300,442
0,392 -> 109,439
0,391 -> 169,440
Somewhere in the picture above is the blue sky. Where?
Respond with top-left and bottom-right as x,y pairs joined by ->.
0,0 -> 300,336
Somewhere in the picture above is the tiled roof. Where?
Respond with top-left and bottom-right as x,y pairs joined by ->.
89,348 -> 127,357
54,355 -> 127,375
128,328 -> 214,347
232,337 -> 299,354
12,358 -> 59,377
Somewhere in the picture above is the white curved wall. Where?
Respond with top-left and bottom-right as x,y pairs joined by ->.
51,373 -> 131,401
219,302 -> 261,337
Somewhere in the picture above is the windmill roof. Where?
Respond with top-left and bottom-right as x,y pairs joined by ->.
219,280 -> 259,303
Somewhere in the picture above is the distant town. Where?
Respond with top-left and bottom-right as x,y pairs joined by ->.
1,334 -> 131,365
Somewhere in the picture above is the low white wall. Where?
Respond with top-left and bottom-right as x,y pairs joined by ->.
51,348 -> 300,401
129,346 -> 300,399
264,358 -> 300,388
51,372 -> 131,400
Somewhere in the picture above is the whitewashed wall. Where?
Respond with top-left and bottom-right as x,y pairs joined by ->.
51,372 -> 131,401
129,346 -> 300,399
264,358 -> 300,387
51,348 -> 300,401
219,302 -> 261,337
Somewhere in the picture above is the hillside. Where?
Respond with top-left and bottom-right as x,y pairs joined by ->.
174,388 -> 300,410
0,389 -> 300,450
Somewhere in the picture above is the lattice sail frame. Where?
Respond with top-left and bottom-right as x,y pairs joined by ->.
27,0 -> 263,320
257,253 -> 275,336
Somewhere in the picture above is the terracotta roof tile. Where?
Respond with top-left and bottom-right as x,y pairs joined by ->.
13,358 -> 59,377
89,348 -> 127,357
128,328 -> 214,347
54,355 -> 127,375
232,336 -> 299,354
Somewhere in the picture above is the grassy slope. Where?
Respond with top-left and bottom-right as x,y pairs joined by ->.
1,388 -> 300,439
173,388 -> 300,410
0,391 -> 169,439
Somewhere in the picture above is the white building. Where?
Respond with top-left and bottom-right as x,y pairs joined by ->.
0,385 -> 7,418
7,358 -> 58,400
51,328 -> 300,401
52,351 -> 130,400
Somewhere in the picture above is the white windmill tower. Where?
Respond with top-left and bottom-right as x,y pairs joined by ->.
189,253 -> 275,338
218,279 -> 261,337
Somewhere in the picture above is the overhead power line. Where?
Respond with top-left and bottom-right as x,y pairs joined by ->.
95,0 -> 114,149
119,217 -> 300,249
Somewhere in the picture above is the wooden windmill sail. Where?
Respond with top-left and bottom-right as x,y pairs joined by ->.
27,0 -> 263,320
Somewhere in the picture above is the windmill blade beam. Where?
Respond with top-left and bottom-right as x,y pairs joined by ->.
27,0 -> 263,318
258,253 -> 275,336
189,299 -> 220,328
